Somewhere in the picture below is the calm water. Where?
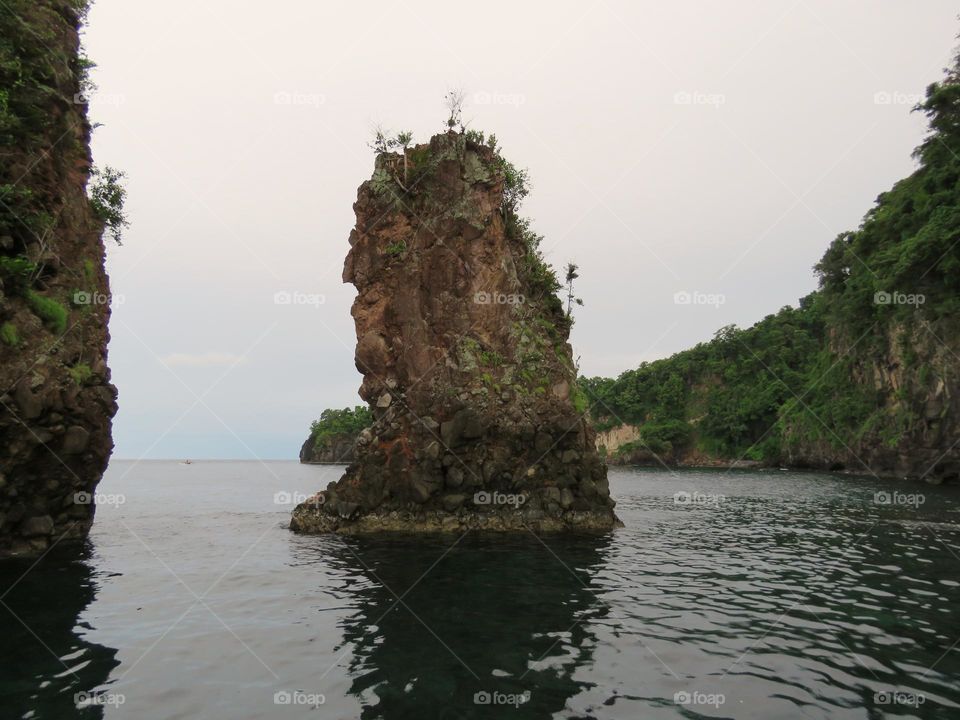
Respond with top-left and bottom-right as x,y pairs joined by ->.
2,461 -> 959,719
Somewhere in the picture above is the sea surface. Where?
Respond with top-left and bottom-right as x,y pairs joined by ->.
2,461 -> 960,719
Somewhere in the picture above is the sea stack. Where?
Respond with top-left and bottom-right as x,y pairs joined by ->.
292,131 -> 620,533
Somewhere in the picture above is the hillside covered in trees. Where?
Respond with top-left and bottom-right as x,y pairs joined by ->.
586,49 -> 960,483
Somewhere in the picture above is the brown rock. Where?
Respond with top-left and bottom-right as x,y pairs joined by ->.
61,426 -> 90,455
441,494 -> 466,511
291,131 -> 619,535
0,5 -> 116,558
14,380 -> 43,420
20,515 -> 54,537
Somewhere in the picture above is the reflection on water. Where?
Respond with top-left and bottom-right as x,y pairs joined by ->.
306,534 -> 614,719
0,543 -> 119,719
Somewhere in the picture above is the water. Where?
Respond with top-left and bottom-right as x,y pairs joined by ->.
2,461 -> 959,719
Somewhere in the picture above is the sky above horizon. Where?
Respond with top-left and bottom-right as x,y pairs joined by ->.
83,0 -> 958,459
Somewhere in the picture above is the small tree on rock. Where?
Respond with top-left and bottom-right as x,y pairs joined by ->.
565,262 -> 583,317
444,89 -> 464,131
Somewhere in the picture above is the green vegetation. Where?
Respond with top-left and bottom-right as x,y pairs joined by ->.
564,262 -> 583,318
814,48 -> 960,330
366,97 -> 567,327
309,406 -> 373,451
585,49 -> 960,465
0,0 -> 127,353
1,1 -> 96,240
25,290 -> 68,334
0,186 -> 47,242
506,214 -> 567,329
779,47 -> 960,455
571,382 -> 589,414
0,322 -> 19,347
478,348 -> 504,367
0,255 -> 37,293
68,362 -> 93,385
384,240 -> 406,257
583,303 -> 823,461
89,165 -> 129,245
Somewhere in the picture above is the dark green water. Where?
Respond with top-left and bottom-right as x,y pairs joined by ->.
1,461 -> 959,718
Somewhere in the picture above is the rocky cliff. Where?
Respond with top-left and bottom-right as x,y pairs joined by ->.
292,131 -> 619,533
781,319 -> 959,482
0,1 -> 118,557
298,405 -> 369,464
299,433 -> 357,464
585,305 -> 957,483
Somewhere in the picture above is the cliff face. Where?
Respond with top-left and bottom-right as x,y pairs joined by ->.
0,2 -> 117,557
292,132 -> 619,533
299,434 -> 357,464
585,303 -> 957,483
298,405 -> 369,464
782,321 -> 959,482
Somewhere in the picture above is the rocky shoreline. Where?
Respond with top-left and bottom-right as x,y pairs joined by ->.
291,502 -> 621,535
597,419 -> 957,484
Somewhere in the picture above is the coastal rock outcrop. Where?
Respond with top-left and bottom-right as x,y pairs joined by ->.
299,434 -> 357,464
292,131 -> 619,533
0,2 -> 118,557
298,406 -> 369,464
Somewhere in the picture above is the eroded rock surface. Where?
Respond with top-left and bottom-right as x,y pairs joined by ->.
292,132 -> 619,533
299,433 -> 357,464
0,2 -> 117,557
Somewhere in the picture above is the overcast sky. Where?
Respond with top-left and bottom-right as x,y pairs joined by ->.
83,0 -> 958,459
